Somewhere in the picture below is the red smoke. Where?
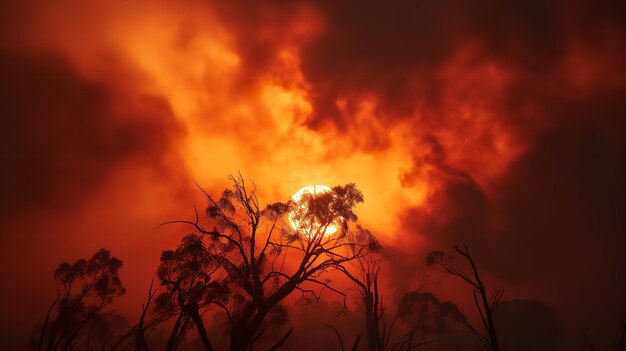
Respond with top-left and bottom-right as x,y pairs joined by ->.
1,0 -> 624,349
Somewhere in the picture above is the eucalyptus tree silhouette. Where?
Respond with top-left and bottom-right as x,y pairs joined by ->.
161,174 -> 371,351
339,235 -> 460,351
394,291 -> 461,350
33,249 -> 126,351
154,233 -> 231,351
337,227 -> 394,351
427,246 -> 503,351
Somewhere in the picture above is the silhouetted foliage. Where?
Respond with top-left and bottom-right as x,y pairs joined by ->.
427,246 -> 502,351
394,291 -> 461,349
160,175 -> 371,351
33,249 -> 126,351
153,233 -> 231,351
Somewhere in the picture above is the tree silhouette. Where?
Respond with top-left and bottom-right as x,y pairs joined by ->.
33,249 -> 126,351
426,246 -> 502,351
394,291 -> 461,350
324,322 -> 362,351
338,241 -> 463,351
133,279 -> 158,351
161,174 -> 370,351
337,227 -> 394,351
154,233 -> 231,351
93,277 -> 165,351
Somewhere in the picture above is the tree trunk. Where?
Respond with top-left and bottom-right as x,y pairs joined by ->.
229,302 -> 272,351
187,305 -> 213,351
364,292 -> 379,351
479,286 -> 499,351
229,325 -> 254,351
165,313 -> 184,351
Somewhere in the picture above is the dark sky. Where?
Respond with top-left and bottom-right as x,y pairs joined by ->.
1,0 -> 625,349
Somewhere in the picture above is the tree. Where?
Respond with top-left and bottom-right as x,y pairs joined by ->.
97,277 -> 176,351
394,291 -> 461,350
426,246 -> 503,351
339,237 -> 461,351
338,227 -> 394,351
33,249 -> 126,351
162,175 -> 370,351
324,322 -> 362,351
154,233 -> 231,351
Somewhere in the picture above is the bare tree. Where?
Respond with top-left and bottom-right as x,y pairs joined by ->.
426,246 -> 502,351
338,227 -> 394,351
339,236 -> 457,351
33,249 -> 126,351
133,279 -> 156,351
161,175 -> 370,351
99,277 -> 179,351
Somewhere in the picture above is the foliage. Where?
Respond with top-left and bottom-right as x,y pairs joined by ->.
157,175 -> 369,351
33,249 -> 126,351
397,291 -> 461,341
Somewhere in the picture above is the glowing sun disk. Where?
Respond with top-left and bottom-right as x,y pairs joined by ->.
288,185 -> 339,237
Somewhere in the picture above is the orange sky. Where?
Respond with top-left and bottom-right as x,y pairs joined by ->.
1,0 -> 625,349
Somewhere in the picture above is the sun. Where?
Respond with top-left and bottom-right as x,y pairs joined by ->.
288,185 -> 339,237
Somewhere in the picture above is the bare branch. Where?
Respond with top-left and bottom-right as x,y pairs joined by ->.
429,246 -> 500,351
324,323 -> 346,351
581,329 -> 595,351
